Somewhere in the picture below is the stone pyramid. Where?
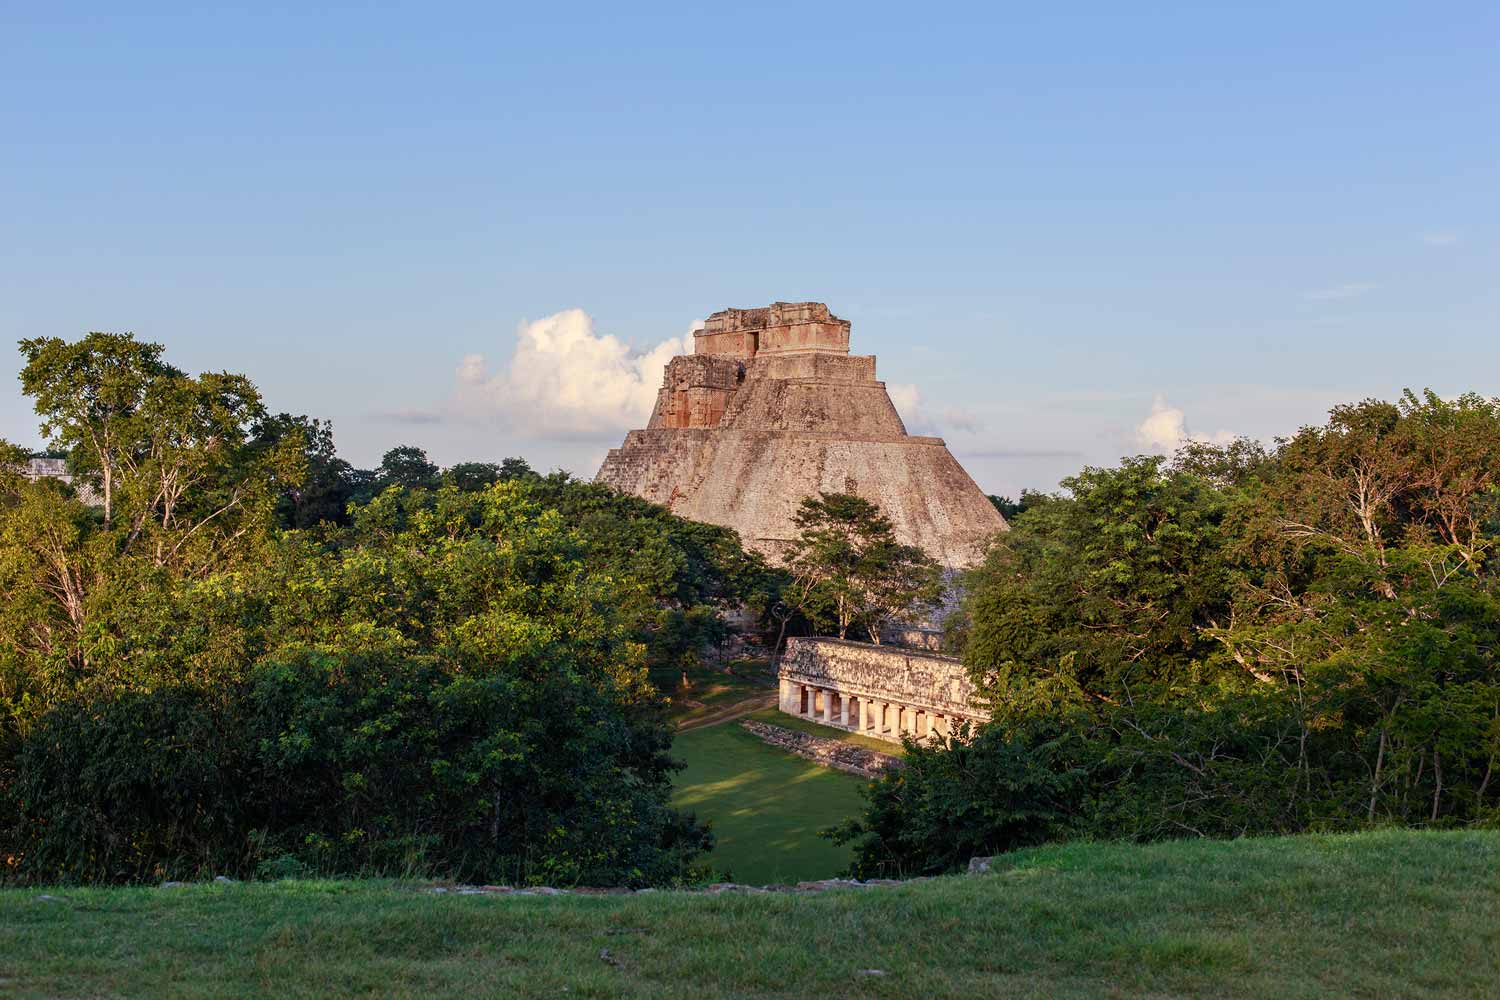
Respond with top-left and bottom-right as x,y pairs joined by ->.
595,302 -> 1007,568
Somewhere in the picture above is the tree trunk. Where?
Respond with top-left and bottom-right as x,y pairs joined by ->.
1431,748 -> 1443,822
1367,726 -> 1387,821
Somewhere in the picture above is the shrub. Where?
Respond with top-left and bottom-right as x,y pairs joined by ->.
2,649 -> 710,887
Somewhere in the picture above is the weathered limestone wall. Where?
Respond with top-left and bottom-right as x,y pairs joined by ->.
692,302 -> 851,360
718,357 -> 906,436
598,429 -> 1002,567
647,355 -> 745,430
777,637 -> 987,744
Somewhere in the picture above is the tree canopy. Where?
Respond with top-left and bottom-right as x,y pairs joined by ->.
0,331 -> 781,886
784,492 -> 942,643
840,392 -> 1500,877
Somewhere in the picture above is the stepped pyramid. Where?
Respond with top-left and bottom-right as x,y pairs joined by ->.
595,302 -> 1007,568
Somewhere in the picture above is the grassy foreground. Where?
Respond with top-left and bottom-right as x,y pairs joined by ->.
671,720 -> 867,883
4,831 -> 1498,998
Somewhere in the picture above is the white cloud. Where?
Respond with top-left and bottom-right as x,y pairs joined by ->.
888,382 -> 983,436
1135,396 -> 1236,453
453,309 -> 697,438
888,383 -> 922,422
1303,282 -> 1378,302
1420,229 -> 1461,246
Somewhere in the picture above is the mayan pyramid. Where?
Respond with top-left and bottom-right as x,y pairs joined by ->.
595,302 -> 1007,568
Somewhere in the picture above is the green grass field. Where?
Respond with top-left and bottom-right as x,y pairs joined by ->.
653,658 -> 778,728
670,721 -> 869,884
4,831 -> 1498,998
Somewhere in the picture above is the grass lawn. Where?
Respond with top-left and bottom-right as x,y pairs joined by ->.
745,706 -> 907,756
670,721 -> 869,884
4,831 -> 1498,998
653,658 -> 777,727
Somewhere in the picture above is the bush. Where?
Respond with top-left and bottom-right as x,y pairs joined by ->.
3,649 -> 710,887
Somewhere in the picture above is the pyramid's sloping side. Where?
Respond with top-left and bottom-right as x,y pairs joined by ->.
597,428 -> 1006,568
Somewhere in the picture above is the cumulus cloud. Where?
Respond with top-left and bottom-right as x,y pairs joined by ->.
453,309 -> 698,438
1136,396 -> 1236,453
887,383 -> 922,422
1303,282 -> 1378,302
888,382 -> 983,435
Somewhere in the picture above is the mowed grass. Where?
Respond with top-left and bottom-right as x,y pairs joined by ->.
671,721 -> 868,884
4,831 -> 1499,998
653,658 -> 777,728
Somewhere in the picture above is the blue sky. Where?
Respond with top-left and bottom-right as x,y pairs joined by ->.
4,2 -> 1496,496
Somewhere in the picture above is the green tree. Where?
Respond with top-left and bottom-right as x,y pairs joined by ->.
252,413 -> 360,528
5,334 -> 296,692
987,494 -> 1030,519
376,445 -> 439,490
785,493 -> 942,642
842,391 -> 1500,876
18,332 -> 175,526
443,461 -> 501,492
961,456 -> 1232,713
499,457 -> 535,480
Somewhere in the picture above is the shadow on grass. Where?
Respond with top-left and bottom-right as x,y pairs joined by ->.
671,723 -> 868,884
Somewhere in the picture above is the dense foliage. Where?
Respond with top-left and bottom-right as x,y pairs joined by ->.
1,333 -> 772,886
842,392 -> 1500,876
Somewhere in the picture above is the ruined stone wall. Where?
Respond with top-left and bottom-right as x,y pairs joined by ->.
717,359 -> 906,436
740,720 -> 900,778
646,355 -> 745,430
692,301 -> 851,360
598,429 -> 1002,567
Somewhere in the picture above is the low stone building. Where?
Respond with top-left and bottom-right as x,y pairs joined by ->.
21,457 -> 100,505
777,637 -> 987,743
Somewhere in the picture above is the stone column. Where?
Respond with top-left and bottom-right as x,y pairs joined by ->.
841,695 -> 853,728
932,713 -> 947,738
799,685 -> 810,717
860,697 -> 874,732
778,677 -> 796,714
822,689 -> 835,725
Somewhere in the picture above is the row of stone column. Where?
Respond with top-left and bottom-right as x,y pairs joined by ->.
791,683 -> 950,740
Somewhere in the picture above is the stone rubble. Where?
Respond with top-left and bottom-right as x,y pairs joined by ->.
739,719 -> 901,779
417,875 -> 930,898
143,859 -> 995,896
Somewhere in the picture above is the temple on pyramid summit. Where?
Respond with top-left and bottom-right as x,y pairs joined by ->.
594,302 -> 1007,568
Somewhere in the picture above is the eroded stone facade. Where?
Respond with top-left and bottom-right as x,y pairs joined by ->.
777,637 -> 987,744
595,301 -> 1007,568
